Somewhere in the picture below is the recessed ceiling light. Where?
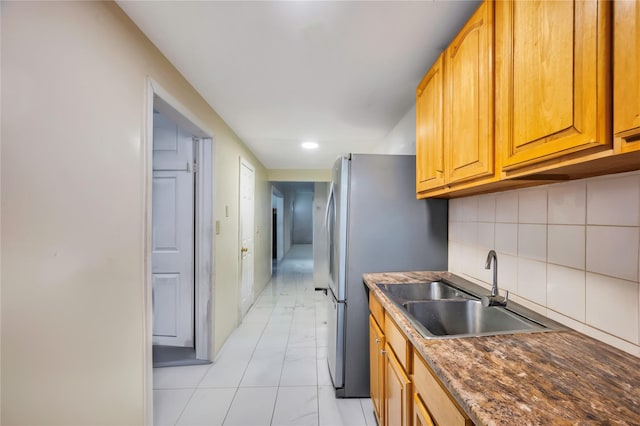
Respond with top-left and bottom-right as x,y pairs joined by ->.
301,141 -> 318,150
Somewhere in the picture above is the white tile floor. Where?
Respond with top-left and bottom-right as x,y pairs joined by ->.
153,245 -> 376,426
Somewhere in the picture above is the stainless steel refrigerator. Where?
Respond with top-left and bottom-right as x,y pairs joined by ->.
325,154 -> 448,397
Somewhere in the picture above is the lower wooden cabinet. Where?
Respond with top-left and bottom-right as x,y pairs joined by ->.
369,315 -> 385,424
413,393 -> 435,426
413,353 -> 472,426
385,344 -> 412,426
369,293 -> 473,426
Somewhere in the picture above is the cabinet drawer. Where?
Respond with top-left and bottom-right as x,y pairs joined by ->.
369,293 -> 385,328
413,353 -> 471,426
384,314 -> 411,372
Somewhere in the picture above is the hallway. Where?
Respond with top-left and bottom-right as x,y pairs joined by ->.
153,244 -> 375,425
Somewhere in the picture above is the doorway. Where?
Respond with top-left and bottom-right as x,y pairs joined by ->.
272,189 -> 284,265
146,80 -> 214,374
151,110 -> 195,353
270,182 -> 327,284
239,158 -> 255,320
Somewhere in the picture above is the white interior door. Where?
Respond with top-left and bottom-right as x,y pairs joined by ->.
239,159 -> 255,319
152,112 -> 195,347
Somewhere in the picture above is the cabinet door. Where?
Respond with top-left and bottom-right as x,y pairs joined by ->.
445,0 -> 494,184
413,394 -> 435,426
614,0 -> 640,152
496,0 -> 611,171
370,316 -> 385,425
416,54 -> 445,193
413,353 -> 471,426
385,344 -> 412,426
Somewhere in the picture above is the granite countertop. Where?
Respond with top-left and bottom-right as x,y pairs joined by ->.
364,271 -> 640,425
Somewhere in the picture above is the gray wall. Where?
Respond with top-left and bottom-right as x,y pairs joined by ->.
292,192 -> 314,244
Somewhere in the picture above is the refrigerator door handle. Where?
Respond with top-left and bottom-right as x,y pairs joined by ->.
324,182 -> 334,228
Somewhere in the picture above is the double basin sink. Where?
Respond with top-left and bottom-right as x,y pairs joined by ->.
378,278 -> 565,339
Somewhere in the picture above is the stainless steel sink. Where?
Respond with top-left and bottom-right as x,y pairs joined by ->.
378,281 -> 476,303
376,275 -> 566,339
402,299 -> 544,338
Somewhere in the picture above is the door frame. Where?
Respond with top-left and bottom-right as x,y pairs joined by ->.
238,157 -> 255,320
271,186 -> 285,273
144,78 -> 215,424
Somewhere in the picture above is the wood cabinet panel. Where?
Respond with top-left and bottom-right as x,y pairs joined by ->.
413,353 -> 471,426
370,294 -> 385,330
385,344 -> 412,426
496,0 -> 611,171
614,0 -> 640,152
416,54 -> 446,192
445,1 -> 494,184
413,394 -> 435,426
384,314 -> 411,371
370,315 -> 385,425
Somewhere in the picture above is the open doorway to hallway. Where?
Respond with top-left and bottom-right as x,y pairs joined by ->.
147,83 -> 214,370
270,182 -> 330,290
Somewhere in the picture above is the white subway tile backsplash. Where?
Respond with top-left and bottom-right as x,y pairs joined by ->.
448,241 -> 464,274
460,244 -> 477,278
477,222 -> 495,250
548,181 -> 586,225
586,273 -> 639,343
478,195 -> 496,222
518,224 -> 547,261
459,222 -> 478,245
517,258 -> 547,305
449,198 -> 464,222
587,175 -> 640,226
476,247 -> 494,285
495,192 -> 518,223
460,196 -> 479,222
495,223 -> 518,255
448,220 -> 461,243
448,171 -> 640,356
586,226 -> 639,282
497,254 -> 518,293
519,189 -> 548,224
547,264 -> 586,321
548,225 -> 586,269
546,310 -> 640,357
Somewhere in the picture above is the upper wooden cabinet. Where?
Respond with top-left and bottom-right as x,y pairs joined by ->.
416,54 -> 445,193
445,0 -> 494,184
496,0 -> 611,172
416,2 -> 494,197
614,0 -> 640,152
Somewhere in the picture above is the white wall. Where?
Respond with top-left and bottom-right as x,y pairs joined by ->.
272,183 -> 295,257
1,2 -> 272,424
449,171 -> 640,357
374,104 -> 416,155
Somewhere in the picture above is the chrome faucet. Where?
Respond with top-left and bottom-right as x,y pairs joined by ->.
482,250 -> 508,307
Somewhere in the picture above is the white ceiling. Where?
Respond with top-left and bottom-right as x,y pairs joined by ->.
117,1 -> 480,169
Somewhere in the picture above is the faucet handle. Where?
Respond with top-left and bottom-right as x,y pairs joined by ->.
481,290 -> 509,308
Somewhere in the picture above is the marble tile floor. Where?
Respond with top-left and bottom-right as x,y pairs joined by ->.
153,244 -> 376,426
